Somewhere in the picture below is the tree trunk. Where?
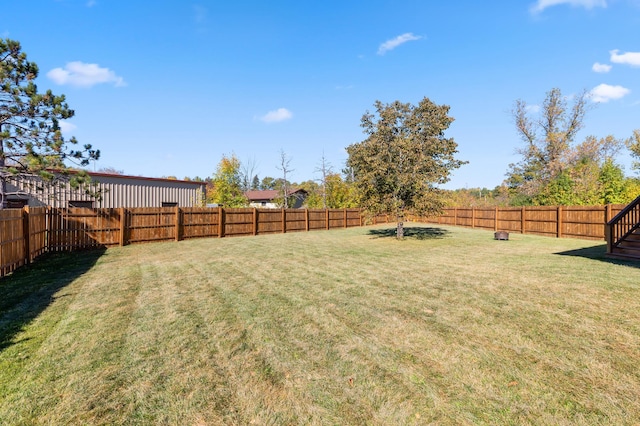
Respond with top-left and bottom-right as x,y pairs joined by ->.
396,220 -> 404,239
0,151 -> 7,210
0,137 -> 5,210
396,208 -> 404,239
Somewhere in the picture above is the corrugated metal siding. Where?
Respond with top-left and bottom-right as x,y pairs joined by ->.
6,174 -> 205,208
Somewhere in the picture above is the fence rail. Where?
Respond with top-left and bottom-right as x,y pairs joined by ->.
0,207 -> 367,279
1,204 -> 629,280
410,204 -> 626,241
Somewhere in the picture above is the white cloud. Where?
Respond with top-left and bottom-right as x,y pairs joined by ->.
86,0 -> 97,7
47,61 -> 126,88
610,49 -> 640,67
377,33 -> 422,55
592,62 -> 612,73
59,120 -> 77,135
530,0 -> 607,13
590,83 -> 630,102
258,108 -> 293,123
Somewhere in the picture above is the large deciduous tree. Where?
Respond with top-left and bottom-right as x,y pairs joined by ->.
505,88 -> 637,206
506,87 -> 590,200
0,38 -> 99,208
346,97 -> 466,238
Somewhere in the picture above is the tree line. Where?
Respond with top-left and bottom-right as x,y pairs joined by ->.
4,38 -> 639,239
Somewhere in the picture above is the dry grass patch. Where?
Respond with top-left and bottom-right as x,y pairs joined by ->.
1,224 -> 639,425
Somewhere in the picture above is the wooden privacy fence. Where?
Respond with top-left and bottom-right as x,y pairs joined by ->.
410,204 -> 627,241
1,207 -> 365,278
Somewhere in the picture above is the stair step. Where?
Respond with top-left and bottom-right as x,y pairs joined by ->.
618,242 -> 640,249
612,247 -> 640,257
606,252 -> 640,261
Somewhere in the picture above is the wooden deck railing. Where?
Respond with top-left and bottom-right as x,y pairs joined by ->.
606,195 -> 640,254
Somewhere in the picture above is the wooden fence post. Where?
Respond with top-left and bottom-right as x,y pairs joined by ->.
218,207 -> 225,238
175,206 -> 181,242
305,209 -> 309,232
359,209 -> 363,227
521,206 -> 526,234
494,207 -> 499,232
282,208 -> 286,233
605,204 -> 612,223
47,207 -> 54,252
344,208 -> 348,228
253,208 -> 258,236
119,207 -> 126,246
557,206 -> 563,238
22,206 -> 30,265
471,207 -> 476,229
326,209 -> 330,230
454,208 -> 458,226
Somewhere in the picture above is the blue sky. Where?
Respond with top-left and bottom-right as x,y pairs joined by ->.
2,0 -> 639,188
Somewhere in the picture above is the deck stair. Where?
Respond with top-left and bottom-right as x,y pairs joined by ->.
607,195 -> 640,261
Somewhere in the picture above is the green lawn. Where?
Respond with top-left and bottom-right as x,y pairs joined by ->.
1,224 -> 639,425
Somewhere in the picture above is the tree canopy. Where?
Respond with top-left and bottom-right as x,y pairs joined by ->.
0,38 -> 99,207
505,88 -> 639,206
207,154 -> 247,207
346,97 -> 466,238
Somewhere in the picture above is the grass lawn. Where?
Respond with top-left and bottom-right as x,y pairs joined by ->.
1,224 -> 639,425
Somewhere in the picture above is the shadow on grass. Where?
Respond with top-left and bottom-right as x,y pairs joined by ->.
555,244 -> 639,268
0,249 -> 106,352
368,226 -> 450,240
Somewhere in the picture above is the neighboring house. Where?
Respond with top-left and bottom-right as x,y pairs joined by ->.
5,171 -> 206,208
245,189 -> 308,209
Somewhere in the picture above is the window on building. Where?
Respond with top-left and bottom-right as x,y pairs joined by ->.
162,202 -> 178,208
68,200 -> 94,208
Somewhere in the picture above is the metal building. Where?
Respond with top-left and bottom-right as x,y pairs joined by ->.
5,171 -> 206,208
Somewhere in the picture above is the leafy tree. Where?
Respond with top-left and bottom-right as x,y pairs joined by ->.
346,97 -> 466,238
507,88 -> 589,198
628,129 -> 640,174
207,153 -> 247,207
260,176 -> 276,190
325,173 -> 359,208
251,174 -> 260,190
598,158 -> 627,204
297,179 -> 322,208
0,38 -> 100,208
